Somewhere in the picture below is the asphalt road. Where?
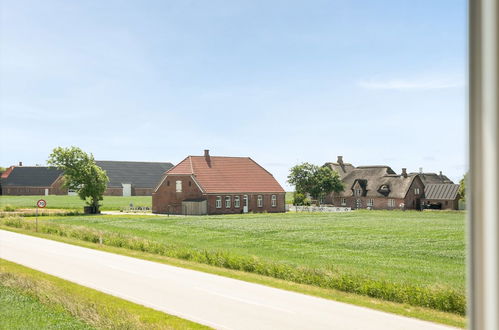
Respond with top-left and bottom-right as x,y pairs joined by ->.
0,230 -> 457,330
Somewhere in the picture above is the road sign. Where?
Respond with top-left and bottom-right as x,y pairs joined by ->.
37,199 -> 47,208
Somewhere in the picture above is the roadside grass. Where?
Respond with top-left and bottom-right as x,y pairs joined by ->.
0,259 -> 210,329
0,210 -> 466,317
0,284 -> 94,330
0,195 -> 151,211
0,226 -> 466,328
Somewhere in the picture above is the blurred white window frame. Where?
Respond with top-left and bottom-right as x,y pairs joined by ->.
468,0 -> 499,329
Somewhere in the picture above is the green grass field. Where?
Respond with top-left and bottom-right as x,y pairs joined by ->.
0,285 -> 94,329
0,195 -> 152,211
43,211 -> 465,291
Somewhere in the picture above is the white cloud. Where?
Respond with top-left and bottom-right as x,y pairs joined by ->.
358,76 -> 465,90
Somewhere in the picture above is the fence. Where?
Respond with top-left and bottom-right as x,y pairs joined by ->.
288,205 -> 351,213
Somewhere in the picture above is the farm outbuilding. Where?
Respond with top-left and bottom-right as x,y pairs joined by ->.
152,150 -> 286,215
0,160 -> 173,196
422,184 -> 461,210
95,161 -> 173,196
0,166 -> 66,196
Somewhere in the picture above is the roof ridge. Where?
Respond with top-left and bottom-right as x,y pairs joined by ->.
189,156 -> 194,174
96,160 -> 173,164
166,156 -> 192,174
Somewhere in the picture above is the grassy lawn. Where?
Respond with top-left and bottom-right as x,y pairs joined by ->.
0,195 -> 151,211
0,285 -> 93,330
0,259 -> 209,329
43,210 -> 465,291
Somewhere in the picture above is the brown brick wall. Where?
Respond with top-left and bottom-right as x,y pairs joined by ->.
422,198 -> 459,210
205,193 -> 285,214
152,175 -> 203,214
332,196 -> 406,210
404,176 -> 425,210
49,176 -> 68,195
152,175 -> 286,214
1,187 -> 49,195
134,188 -> 153,196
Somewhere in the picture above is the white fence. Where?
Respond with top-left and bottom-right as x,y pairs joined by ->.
287,205 -> 351,213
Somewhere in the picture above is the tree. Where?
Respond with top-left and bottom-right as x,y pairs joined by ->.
48,147 -> 109,213
459,172 -> 467,201
287,163 -> 344,205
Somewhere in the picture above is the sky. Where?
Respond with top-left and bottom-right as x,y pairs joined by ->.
0,0 -> 467,189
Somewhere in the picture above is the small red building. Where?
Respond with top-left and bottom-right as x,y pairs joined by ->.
152,150 -> 286,215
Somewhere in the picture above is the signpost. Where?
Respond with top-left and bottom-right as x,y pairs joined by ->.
36,199 -> 46,232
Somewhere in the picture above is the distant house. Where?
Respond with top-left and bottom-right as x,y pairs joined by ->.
95,161 -> 173,196
152,150 -> 285,215
324,157 -> 425,210
323,156 -> 457,210
422,184 -> 461,210
0,165 -> 65,196
0,161 -> 173,196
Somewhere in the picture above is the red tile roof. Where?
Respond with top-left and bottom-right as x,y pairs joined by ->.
167,156 -> 285,193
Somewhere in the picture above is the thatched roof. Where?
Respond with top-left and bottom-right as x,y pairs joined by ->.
337,166 -> 416,198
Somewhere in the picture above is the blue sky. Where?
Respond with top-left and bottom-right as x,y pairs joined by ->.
0,0 -> 467,189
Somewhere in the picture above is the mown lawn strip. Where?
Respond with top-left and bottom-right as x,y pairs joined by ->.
0,258 -> 210,330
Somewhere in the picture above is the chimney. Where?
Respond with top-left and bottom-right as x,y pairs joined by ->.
18,161 -> 23,166
337,156 -> 343,165
439,171 -> 443,176
402,168 -> 407,178
419,167 -> 423,174
204,149 -> 211,167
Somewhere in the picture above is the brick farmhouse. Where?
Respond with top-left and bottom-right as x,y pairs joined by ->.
323,156 -> 460,210
152,150 -> 285,215
0,161 -> 173,196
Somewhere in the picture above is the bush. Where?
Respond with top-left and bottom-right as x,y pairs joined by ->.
292,192 -> 311,206
2,205 -> 17,212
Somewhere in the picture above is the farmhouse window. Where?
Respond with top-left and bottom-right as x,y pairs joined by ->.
388,199 -> 395,207
216,196 -> 222,208
234,196 -> 240,208
355,189 -> 362,196
257,195 -> 263,207
341,198 -> 346,206
367,199 -> 374,206
225,196 -> 231,208
271,195 -> 277,207
414,188 -> 420,195
176,180 -> 182,192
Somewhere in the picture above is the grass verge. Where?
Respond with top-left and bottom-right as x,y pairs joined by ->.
0,222 -> 466,328
0,285 -> 93,329
0,258 -> 209,329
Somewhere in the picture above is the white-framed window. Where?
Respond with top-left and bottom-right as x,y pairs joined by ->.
257,195 -> 263,207
216,196 -> 222,208
367,198 -> 374,206
176,180 -> 182,192
355,189 -> 362,196
341,198 -> 346,206
234,196 -> 240,208
271,195 -> 277,207
225,196 -> 231,208
388,199 -> 395,207
414,188 -> 420,195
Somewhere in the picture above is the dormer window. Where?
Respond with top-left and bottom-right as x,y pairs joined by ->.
355,189 -> 362,196
378,184 -> 390,197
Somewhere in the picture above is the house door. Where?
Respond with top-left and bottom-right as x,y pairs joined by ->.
243,195 -> 249,213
